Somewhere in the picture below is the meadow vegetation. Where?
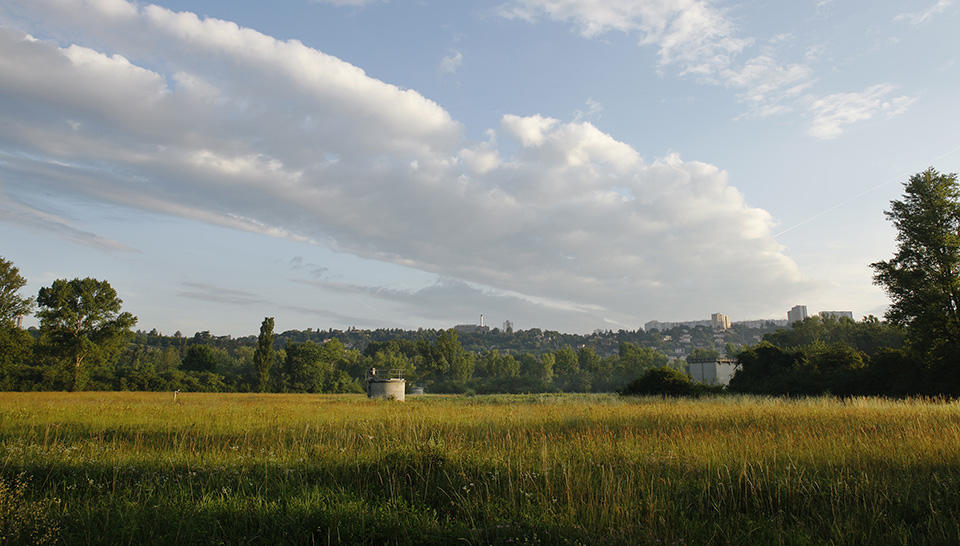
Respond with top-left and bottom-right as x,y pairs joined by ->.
1,392 -> 959,544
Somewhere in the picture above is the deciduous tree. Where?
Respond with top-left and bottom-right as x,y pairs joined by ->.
0,257 -> 33,326
36,278 -> 137,391
871,167 -> 960,359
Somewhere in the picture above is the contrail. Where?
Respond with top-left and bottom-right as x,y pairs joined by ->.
774,142 -> 960,238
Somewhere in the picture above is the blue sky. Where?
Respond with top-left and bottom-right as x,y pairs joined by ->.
0,0 -> 958,336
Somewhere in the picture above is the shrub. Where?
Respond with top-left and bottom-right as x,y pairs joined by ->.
621,366 -> 693,396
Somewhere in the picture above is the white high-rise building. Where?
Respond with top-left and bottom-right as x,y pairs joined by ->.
787,305 -> 808,324
711,313 -> 731,331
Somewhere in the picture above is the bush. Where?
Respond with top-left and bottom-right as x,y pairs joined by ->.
621,366 -> 693,396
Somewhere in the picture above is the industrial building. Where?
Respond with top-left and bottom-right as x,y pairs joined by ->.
366,368 -> 405,401
688,357 -> 740,386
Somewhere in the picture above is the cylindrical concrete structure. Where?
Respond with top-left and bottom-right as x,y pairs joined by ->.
367,378 -> 405,401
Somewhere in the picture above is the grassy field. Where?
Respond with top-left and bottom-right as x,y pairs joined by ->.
1,392 -> 959,544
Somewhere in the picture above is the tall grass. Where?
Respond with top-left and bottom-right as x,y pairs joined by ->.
1,392 -> 959,544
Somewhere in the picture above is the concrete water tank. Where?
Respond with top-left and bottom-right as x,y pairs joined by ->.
366,368 -> 406,401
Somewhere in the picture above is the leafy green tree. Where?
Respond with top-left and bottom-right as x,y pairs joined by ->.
872,167 -> 960,359
36,278 -> 137,391
534,352 -> 555,386
553,346 -> 579,377
729,342 -> 809,395
486,350 -> 520,378
436,329 -> 474,382
181,344 -> 220,372
806,343 -> 866,396
0,257 -> 34,326
0,326 -> 35,390
283,340 -> 330,392
369,347 -> 414,380
253,317 -> 275,392
0,258 -> 36,388
616,342 -> 668,389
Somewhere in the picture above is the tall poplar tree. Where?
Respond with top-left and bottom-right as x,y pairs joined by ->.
254,317 -> 275,392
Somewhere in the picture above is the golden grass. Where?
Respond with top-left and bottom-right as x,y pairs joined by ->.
1,392 -> 959,544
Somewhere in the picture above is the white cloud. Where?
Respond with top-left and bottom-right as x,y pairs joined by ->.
894,0 -> 953,25
573,97 -> 603,121
0,189 -> 136,252
500,0 -> 749,75
0,0 -> 809,326
459,132 -> 502,175
807,84 -> 916,139
499,0 -> 916,137
440,49 -> 463,74
498,0 -> 815,118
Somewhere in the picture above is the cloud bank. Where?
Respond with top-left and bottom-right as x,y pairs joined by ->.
0,0 -> 808,328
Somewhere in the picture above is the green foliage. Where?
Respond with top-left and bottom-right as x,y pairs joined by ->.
36,278 -> 137,391
283,341 -> 331,393
0,257 -> 34,327
730,342 -> 808,395
872,167 -> 960,360
253,317 -> 275,392
533,351 -> 554,385
731,341 -> 869,396
552,346 -> 578,375
0,327 -> 35,390
616,342 -> 667,381
435,329 -> 474,382
621,366 -> 694,396
686,347 -> 721,362
763,315 -> 904,356
181,344 -> 222,372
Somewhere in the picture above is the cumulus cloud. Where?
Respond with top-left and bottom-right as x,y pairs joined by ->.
0,0 -> 809,327
894,0 -> 953,25
807,84 -> 916,139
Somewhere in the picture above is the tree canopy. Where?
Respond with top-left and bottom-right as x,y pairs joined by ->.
871,167 -> 960,359
254,317 -> 275,392
0,257 -> 34,327
36,278 -> 137,391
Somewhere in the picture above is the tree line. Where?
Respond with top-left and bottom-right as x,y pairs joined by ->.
0,273 -> 672,392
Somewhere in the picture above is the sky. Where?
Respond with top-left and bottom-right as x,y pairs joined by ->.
0,0 -> 958,336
